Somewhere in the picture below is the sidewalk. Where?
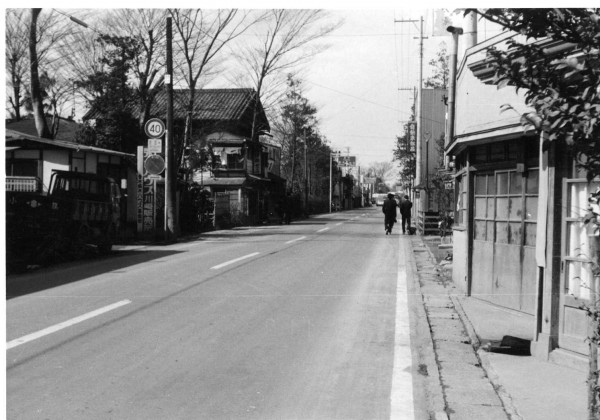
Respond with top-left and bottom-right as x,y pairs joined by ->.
411,235 -> 587,420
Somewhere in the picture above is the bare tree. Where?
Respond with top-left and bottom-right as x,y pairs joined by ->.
12,8 -> 69,131
367,161 -> 396,179
6,9 -> 30,120
102,9 -> 168,128
171,9 -> 260,148
56,23 -> 107,107
233,9 -> 341,142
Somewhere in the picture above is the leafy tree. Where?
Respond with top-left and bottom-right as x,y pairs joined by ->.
425,41 -> 449,89
393,124 -> 416,190
76,35 -> 143,152
272,75 -> 334,211
278,75 -> 318,194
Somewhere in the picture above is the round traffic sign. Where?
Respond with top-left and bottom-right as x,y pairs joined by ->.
144,154 -> 165,175
145,118 -> 166,138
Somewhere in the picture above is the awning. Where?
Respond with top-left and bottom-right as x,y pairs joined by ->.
247,174 -> 270,182
198,177 -> 246,187
447,122 -> 535,155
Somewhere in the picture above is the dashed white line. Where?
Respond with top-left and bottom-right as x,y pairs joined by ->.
335,222 -> 343,226
210,252 -> 260,269
316,227 -> 330,233
7,300 -> 132,350
285,236 -> 306,244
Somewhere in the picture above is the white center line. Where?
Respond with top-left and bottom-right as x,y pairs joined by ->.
7,300 -> 132,350
285,236 -> 306,244
210,252 -> 260,270
316,227 -> 330,233
335,222 -> 343,226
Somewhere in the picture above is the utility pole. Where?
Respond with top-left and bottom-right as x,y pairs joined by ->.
304,129 -> 308,216
329,150 -> 339,213
165,15 -> 177,242
395,15 -> 425,218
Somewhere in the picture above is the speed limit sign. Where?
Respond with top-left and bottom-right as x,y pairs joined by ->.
144,118 -> 166,138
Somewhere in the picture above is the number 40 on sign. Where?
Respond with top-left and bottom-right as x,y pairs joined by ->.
145,118 -> 165,138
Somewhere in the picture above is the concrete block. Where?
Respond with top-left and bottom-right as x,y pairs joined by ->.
446,404 -> 508,420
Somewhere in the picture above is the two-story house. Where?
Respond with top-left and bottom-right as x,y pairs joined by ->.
149,88 -> 284,228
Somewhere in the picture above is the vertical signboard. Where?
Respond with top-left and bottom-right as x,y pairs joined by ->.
407,121 -> 417,153
136,146 -> 144,233
136,146 -> 157,234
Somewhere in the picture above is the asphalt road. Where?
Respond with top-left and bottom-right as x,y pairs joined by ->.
7,207 -> 417,420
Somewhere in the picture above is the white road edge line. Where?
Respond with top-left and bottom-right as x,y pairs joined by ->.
210,252 -> 260,270
390,236 -> 415,419
316,227 -> 330,233
285,236 -> 306,244
7,300 -> 132,350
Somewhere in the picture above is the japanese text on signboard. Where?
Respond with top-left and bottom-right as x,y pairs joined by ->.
337,156 -> 356,167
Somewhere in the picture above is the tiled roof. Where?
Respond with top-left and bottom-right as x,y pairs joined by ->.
5,117 -> 82,142
152,88 -> 255,121
83,88 -> 269,132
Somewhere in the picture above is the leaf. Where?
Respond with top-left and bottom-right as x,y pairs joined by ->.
497,78 -> 510,89
565,132 -> 574,145
583,86 -> 591,100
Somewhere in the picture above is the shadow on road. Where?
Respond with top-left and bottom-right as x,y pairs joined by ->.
6,250 -> 183,299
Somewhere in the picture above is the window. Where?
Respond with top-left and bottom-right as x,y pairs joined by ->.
564,180 -> 600,299
473,169 -> 538,246
473,173 -> 495,241
97,163 -> 121,179
226,153 -> 244,170
7,159 -> 38,177
455,174 -> 467,227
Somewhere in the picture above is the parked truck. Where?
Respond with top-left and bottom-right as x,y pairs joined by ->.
6,170 -> 121,269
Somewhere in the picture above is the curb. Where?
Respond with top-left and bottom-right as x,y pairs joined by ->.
404,236 -> 449,420
451,295 -> 523,420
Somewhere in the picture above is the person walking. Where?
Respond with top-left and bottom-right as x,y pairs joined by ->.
400,195 -> 413,234
382,193 -> 398,235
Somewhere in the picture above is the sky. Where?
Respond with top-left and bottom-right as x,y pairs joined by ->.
303,9 -> 447,168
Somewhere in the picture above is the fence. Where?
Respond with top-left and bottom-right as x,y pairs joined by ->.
6,176 -> 41,192
417,211 -> 441,236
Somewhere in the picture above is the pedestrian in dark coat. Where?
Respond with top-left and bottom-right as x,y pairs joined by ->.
283,194 -> 292,225
400,195 -> 413,234
382,193 -> 398,235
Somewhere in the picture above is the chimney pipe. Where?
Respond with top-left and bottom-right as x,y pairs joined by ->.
464,11 -> 478,50
445,26 -> 463,160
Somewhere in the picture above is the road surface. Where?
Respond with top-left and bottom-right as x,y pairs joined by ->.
7,208 -> 421,420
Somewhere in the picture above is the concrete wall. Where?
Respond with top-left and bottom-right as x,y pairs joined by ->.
41,150 -> 69,191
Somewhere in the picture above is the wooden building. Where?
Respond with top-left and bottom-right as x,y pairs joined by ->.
448,30 -> 592,367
